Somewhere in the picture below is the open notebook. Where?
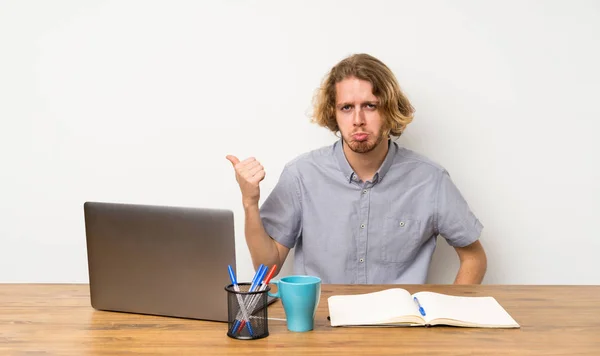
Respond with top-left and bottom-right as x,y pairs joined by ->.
328,288 -> 520,328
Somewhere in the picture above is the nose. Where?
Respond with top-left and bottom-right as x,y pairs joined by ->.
352,107 -> 366,127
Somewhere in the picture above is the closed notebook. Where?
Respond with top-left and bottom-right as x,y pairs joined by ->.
328,288 -> 520,328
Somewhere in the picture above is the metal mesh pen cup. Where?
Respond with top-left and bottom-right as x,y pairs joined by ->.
225,283 -> 270,340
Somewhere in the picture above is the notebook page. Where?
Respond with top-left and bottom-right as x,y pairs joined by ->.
328,288 -> 421,326
412,291 -> 519,327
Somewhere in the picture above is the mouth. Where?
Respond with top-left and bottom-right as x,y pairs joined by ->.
352,132 -> 369,142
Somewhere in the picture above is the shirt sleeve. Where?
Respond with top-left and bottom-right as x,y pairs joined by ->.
259,165 -> 302,249
435,170 -> 483,247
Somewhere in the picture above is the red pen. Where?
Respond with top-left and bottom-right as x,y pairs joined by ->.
261,265 -> 278,287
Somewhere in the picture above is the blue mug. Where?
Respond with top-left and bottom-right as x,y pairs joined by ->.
268,275 -> 321,332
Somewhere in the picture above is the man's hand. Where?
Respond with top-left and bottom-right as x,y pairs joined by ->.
226,155 -> 266,208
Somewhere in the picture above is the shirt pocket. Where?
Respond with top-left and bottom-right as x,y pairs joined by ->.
381,215 -> 422,264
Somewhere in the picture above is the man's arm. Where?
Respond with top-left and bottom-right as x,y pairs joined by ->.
226,155 -> 290,273
243,202 -> 290,272
453,240 -> 487,284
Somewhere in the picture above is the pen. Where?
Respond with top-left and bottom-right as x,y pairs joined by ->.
228,265 -> 254,336
250,264 -> 277,310
235,265 -> 277,333
248,265 -> 267,293
260,265 -> 277,289
413,296 -> 426,317
232,264 -> 266,335
250,265 -> 277,312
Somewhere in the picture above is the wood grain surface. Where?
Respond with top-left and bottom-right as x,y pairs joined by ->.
1,284 -> 599,355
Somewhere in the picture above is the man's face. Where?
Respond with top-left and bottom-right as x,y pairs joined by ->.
335,77 -> 386,154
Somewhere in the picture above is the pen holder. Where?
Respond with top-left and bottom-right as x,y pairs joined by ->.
225,283 -> 270,340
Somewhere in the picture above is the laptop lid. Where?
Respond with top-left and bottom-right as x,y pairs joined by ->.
83,201 -> 236,322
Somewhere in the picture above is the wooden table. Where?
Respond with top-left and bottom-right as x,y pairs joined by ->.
1,284 -> 599,355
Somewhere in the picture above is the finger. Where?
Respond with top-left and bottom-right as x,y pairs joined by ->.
252,170 -> 266,182
240,159 -> 260,172
226,155 -> 240,166
240,166 -> 263,182
238,157 -> 257,168
246,164 -> 264,178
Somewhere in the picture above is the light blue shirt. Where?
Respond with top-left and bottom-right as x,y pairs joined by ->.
260,139 -> 483,284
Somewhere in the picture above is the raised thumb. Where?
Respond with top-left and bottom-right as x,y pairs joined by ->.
225,155 -> 240,166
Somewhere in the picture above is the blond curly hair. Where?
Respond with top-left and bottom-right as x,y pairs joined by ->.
312,53 -> 414,137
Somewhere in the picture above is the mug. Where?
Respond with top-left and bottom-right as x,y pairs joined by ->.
268,275 -> 321,332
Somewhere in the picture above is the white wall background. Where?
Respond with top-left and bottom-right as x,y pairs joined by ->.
1,0 -> 598,284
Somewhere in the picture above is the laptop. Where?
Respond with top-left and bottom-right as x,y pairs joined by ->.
83,201 -> 274,322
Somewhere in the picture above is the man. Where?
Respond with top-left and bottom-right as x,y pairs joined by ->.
226,53 -> 487,284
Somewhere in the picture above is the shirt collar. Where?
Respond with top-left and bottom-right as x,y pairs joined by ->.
334,138 -> 397,184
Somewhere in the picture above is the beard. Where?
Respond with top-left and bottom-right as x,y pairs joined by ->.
343,130 -> 386,154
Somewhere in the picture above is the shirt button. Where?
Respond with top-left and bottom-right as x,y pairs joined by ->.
359,258 -> 364,263
360,224 -> 366,229
362,189 -> 368,194
399,221 -> 405,227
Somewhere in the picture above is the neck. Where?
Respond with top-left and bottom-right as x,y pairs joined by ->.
343,139 -> 389,182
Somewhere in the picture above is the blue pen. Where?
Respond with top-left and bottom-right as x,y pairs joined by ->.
413,296 -> 426,317
249,265 -> 267,292
227,265 -> 254,336
249,264 -> 265,288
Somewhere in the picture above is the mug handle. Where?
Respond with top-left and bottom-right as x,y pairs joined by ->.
267,280 -> 280,298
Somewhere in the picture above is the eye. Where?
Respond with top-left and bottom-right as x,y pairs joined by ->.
340,105 -> 352,111
365,103 -> 377,110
